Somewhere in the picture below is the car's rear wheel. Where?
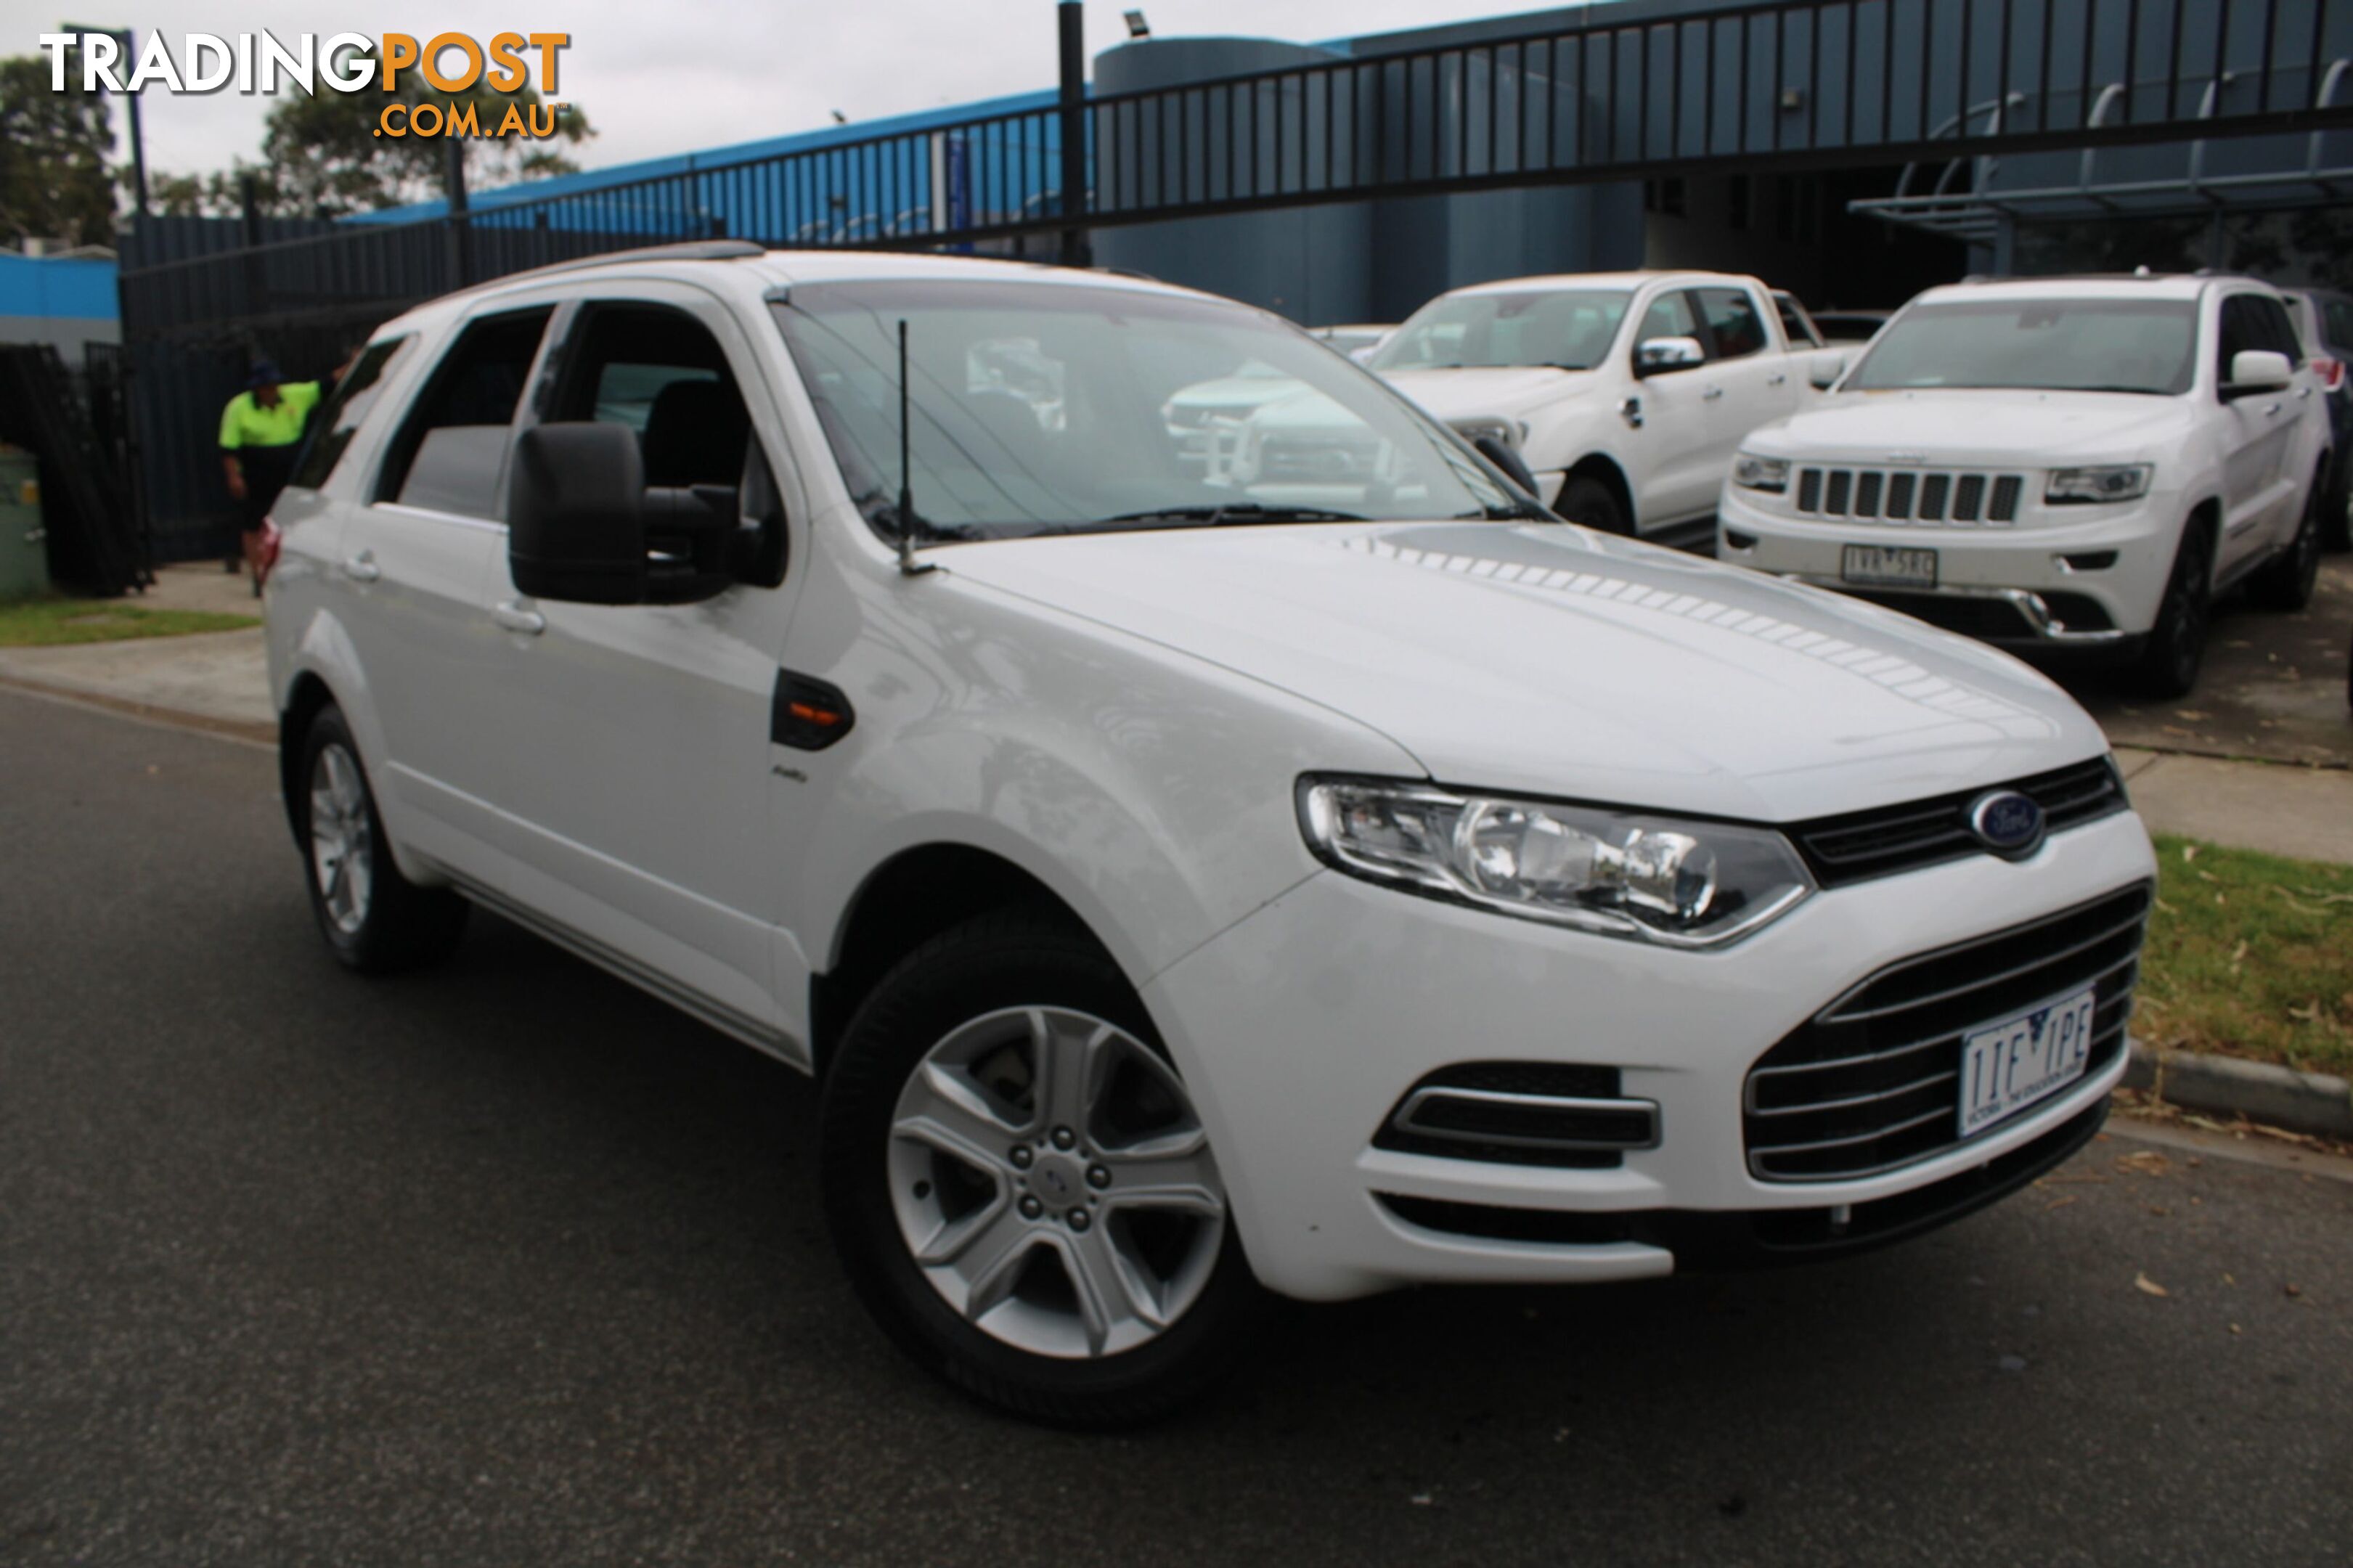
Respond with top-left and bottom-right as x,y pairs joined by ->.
2132,523 -> 2213,700
819,910 -> 1261,1426
2248,468 -> 2325,611
2321,449 -> 2352,552
296,705 -> 468,973
1555,473 -> 1632,535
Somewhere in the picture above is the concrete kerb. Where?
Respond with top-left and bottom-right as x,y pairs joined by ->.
2124,1040 -> 2353,1141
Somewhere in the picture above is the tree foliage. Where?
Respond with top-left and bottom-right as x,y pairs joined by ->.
0,49 -> 117,246
152,47 -> 592,219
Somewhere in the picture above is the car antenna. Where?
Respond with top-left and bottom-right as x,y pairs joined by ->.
895,319 -> 937,578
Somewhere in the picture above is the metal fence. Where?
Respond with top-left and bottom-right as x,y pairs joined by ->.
113,0 -> 2353,558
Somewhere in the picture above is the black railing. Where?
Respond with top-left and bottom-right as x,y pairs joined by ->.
118,0 -> 2353,343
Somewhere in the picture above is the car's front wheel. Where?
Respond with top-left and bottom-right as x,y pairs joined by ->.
295,704 -> 468,973
2131,522 -> 2214,700
1554,473 -> 1632,534
819,910 -> 1261,1426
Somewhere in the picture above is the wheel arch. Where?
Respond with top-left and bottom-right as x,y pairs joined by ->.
277,669 -> 338,846
811,843 -> 1103,1077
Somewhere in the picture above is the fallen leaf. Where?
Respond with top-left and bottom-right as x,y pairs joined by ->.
2181,844 -> 2200,862
2116,1150 -> 2170,1176
2173,711 -> 2209,721
1409,1493 -> 1435,1506
2147,1205 -> 2170,1216
2230,1323 -> 2243,1335
2230,940 -> 2248,965
2285,1283 -> 2303,1298
2044,1196 -> 2077,1212
2288,1001 -> 2322,1025
2135,1273 -> 2171,1298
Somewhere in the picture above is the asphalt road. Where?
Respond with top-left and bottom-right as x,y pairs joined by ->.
4,685 -> 2349,1567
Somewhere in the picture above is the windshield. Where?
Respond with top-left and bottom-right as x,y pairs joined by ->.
1847,298 -> 2198,395
1368,289 -> 1632,372
772,281 -> 1522,544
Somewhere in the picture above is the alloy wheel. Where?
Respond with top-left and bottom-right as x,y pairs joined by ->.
308,743 -> 375,936
886,1005 -> 1226,1360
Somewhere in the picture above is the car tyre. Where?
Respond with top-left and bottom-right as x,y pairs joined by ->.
2132,523 -> 2213,700
296,704 -> 468,973
2248,469 -> 2325,611
1555,474 -> 1632,535
2322,450 -> 2352,553
818,909 -> 1264,1427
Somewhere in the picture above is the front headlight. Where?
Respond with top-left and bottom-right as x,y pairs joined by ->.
1731,452 -> 1790,492
1297,777 -> 1814,948
1449,417 -> 1528,449
2045,464 -> 2152,505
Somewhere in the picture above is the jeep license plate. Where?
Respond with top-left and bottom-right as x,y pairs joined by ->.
1841,544 -> 1938,589
1957,987 -> 2097,1137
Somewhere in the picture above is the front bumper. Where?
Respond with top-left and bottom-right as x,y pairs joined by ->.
1716,487 -> 2178,642
1142,808 -> 2156,1302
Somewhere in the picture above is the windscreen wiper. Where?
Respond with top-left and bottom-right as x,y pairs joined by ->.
1082,502 -> 1373,528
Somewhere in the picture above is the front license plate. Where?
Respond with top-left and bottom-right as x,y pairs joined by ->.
1957,987 -> 2097,1137
1842,544 -> 1939,588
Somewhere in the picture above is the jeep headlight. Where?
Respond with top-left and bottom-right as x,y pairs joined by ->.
1732,452 -> 1790,492
2045,464 -> 2152,504
1297,777 -> 1814,947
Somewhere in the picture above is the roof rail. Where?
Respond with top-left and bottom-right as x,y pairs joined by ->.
481,238 -> 768,290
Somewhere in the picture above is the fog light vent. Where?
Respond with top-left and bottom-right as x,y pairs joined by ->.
1374,1062 -> 1658,1168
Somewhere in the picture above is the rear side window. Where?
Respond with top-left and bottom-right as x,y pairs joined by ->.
376,307 -> 553,517
2253,295 -> 2304,367
288,336 -> 412,491
1694,287 -> 1769,361
1774,293 -> 1823,348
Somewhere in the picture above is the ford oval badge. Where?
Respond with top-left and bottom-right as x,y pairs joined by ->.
1967,790 -> 2046,858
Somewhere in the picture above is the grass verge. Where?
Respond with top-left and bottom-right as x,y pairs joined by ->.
2137,833 -> 2353,1077
0,597 -> 259,648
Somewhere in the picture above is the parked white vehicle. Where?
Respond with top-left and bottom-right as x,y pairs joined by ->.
1719,274 -> 2331,698
264,245 -> 2156,1425
1367,270 -> 1848,547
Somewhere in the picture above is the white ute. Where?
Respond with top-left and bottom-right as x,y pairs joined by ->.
264,244 -> 2156,1424
1367,270 -> 1848,547
1719,274 -> 2330,697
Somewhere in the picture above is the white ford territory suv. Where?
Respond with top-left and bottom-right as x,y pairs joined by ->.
1718,274 -> 2330,697
264,245 -> 2156,1424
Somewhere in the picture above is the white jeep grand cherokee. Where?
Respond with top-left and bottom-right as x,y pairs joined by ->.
1718,274 -> 2330,698
264,245 -> 2156,1425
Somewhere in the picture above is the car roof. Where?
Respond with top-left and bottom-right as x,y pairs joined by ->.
1912,272 -> 2274,304
1435,269 -> 1758,298
389,244 -> 1224,337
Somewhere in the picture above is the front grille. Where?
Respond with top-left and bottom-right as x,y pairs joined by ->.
1743,884 -> 2149,1182
1794,466 -> 2025,525
1789,756 -> 2127,887
1374,1062 -> 1652,1169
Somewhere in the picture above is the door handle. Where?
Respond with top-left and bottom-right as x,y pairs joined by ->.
2296,385 -> 2312,399
1767,372 -> 1788,386
1702,385 -> 1726,401
2263,401 -> 2283,415
1618,395 -> 1644,429
340,551 -> 380,583
492,600 -> 546,635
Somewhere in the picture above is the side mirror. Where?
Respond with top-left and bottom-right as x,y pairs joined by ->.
1472,434 -> 1544,503
1808,348 -> 1849,390
509,422 -> 737,605
1635,335 -> 1706,376
2226,349 -> 2293,395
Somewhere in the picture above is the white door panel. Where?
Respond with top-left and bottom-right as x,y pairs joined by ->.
335,506 -> 505,825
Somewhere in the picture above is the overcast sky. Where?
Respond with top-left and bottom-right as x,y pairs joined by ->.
25,2 -> 1559,189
